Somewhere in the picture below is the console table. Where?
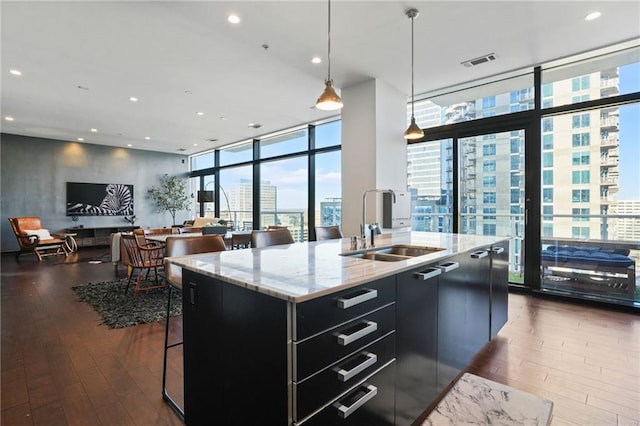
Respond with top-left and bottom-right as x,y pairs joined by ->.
63,226 -> 138,248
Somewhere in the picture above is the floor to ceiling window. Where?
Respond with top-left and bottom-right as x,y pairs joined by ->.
539,50 -> 640,303
408,42 -> 639,307
189,119 -> 341,240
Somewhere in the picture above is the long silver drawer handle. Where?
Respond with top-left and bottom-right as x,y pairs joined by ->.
334,383 -> 377,419
415,267 -> 442,281
438,261 -> 459,272
337,321 -> 377,346
337,289 -> 378,309
335,352 -> 377,382
471,250 -> 488,259
492,246 -> 505,254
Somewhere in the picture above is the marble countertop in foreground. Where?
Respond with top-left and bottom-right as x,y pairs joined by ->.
165,231 -> 508,303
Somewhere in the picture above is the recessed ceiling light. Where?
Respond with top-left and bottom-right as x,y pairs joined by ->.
196,111 -> 205,116
5,116 -> 14,121
585,11 -> 601,21
311,57 -> 322,64
9,69 -> 22,76
193,143 -> 199,146
77,137 -> 84,141
248,123 -> 263,129
127,144 -> 133,147
129,96 -> 139,102
220,116 -> 227,120
144,136 -> 151,140
227,14 -> 240,24
90,128 -> 98,132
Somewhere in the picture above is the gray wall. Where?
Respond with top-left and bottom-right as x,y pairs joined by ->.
1,133 -> 190,252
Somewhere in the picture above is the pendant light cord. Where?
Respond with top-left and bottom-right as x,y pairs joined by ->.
410,12 -> 415,119
327,0 -> 332,82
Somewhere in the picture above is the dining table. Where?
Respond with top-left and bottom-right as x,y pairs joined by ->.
146,231 -> 252,250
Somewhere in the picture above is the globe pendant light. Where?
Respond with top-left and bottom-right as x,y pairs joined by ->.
404,8 -> 424,140
316,0 -> 343,111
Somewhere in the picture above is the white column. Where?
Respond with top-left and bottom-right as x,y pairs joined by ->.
340,78 -> 408,237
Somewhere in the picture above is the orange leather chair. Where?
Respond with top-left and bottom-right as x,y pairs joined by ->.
8,217 -> 66,260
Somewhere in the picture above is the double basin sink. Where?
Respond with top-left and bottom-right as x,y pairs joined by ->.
341,244 -> 445,262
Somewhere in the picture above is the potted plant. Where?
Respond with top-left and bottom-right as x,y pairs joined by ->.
147,174 -> 190,226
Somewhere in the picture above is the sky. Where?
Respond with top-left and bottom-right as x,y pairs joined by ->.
617,62 -> 640,200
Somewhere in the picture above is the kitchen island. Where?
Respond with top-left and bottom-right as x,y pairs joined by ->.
165,231 -> 510,425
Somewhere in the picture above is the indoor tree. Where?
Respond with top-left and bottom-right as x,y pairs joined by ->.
147,174 -> 190,226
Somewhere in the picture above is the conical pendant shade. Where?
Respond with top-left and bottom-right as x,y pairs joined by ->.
404,9 -> 423,140
315,0 -> 343,111
316,80 -> 343,111
404,116 -> 424,139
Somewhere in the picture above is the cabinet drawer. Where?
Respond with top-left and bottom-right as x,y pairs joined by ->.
295,276 -> 395,341
297,361 -> 396,426
295,304 -> 395,381
295,332 -> 395,421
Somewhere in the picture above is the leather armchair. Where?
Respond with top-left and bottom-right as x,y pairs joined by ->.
8,217 -> 66,260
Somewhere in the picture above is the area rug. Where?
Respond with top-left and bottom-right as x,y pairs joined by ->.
423,373 -> 553,426
72,278 -> 182,329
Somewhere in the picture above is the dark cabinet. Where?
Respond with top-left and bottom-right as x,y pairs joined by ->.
182,270 -> 396,426
396,266 -> 440,424
299,362 -> 396,426
182,270 -> 289,426
490,241 -> 510,338
294,277 -> 397,425
437,247 -> 491,391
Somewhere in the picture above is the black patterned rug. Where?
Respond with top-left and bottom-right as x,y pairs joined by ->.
72,278 -> 182,328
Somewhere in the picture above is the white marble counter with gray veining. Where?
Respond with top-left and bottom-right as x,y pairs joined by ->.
164,231 -> 508,303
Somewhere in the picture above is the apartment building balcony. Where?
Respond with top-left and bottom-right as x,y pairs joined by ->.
600,77 -> 620,95
600,136 -> 619,148
599,176 -> 618,186
600,157 -> 619,167
600,118 -> 619,129
606,148 -> 620,157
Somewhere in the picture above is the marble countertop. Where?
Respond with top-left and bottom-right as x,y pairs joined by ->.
165,231 -> 508,303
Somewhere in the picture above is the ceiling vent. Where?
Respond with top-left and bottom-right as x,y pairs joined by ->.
461,53 -> 496,68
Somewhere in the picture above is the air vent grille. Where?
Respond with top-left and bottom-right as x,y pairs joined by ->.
461,53 -> 496,68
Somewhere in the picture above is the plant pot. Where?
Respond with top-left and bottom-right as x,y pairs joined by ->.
202,226 -> 227,235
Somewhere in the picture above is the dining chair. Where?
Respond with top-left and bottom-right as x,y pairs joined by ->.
120,233 -> 166,298
315,225 -> 343,241
162,234 -> 226,420
250,228 -> 294,248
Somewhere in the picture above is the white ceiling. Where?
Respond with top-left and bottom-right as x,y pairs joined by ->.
2,1 -> 639,155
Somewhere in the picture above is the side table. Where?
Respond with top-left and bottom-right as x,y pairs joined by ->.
55,232 -> 78,255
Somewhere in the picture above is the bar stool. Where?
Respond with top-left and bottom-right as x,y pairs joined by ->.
162,234 -> 226,420
250,228 -> 294,248
315,225 -> 343,241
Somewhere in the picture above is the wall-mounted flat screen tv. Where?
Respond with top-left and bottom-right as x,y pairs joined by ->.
66,182 -> 134,216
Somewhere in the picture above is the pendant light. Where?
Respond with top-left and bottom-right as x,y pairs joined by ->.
316,0 -> 343,111
404,8 -> 424,140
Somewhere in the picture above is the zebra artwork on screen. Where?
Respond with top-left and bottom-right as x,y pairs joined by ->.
66,182 -> 134,216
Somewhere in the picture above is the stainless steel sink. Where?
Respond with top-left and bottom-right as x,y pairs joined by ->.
342,244 -> 445,261
373,245 -> 445,257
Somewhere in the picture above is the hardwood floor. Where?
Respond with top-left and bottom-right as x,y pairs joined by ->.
1,248 -> 639,425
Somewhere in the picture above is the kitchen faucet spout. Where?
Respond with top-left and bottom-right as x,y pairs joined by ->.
361,189 -> 396,244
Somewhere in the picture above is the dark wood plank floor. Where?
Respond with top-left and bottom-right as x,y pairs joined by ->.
2,248 -> 638,425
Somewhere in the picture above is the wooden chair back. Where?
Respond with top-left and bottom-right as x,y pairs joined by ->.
165,235 -> 226,287
315,225 -> 343,241
250,228 -> 294,248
